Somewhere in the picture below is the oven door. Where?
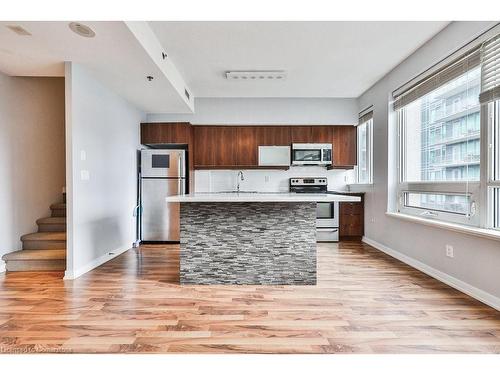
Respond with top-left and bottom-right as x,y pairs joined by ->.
317,227 -> 339,242
316,202 -> 339,227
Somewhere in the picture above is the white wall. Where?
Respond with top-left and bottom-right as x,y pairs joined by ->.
357,21 -> 500,306
147,97 -> 358,125
0,73 -> 65,272
195,168 -> 355,193
65,63 -> 145,279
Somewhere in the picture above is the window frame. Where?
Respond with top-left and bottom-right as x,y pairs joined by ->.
486,100 -> 500,229
355,117 -> 373,185
395,80 -> 482,227
390,26 -> 500,230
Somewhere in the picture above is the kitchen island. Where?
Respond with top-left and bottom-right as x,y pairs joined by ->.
166,192 -> 361,285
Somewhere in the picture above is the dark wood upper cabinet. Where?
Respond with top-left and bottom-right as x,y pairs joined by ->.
290,126 -> 312,143
213,127 -> 237,166
140,122 -> 191,144
255,126 -> 290,146
332,126 -> 357,167
311,126 -> 333,143
236,127 -> 258,166
193,126 -> 214,167
189,124 -> 357,169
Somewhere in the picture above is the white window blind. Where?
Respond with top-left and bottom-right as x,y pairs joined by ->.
480,33 -> 500,104
393,49 -> 480,111
358,107 -> 373,125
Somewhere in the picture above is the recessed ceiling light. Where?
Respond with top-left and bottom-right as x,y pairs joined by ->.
69,22 -> 95,38
226,71 -> 287,81
6,25 -> 31,36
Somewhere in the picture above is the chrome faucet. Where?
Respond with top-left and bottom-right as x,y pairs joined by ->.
237,171 -> 245,193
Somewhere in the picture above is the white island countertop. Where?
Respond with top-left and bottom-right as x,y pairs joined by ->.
166,192 -> 361,203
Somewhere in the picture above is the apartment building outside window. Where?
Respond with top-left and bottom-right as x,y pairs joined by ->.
356,108 -> 373,184
397,64 -> 480,225
393,30 -> 500,230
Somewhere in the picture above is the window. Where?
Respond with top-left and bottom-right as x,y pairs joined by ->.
356,110 -> 373,184
395,51 -> 481,226
488,100 -> 500,229
483,33 -> 500,230
392,30 -> 500,230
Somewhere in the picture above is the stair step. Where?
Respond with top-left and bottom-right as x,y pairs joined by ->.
50,203 -> 66,210
37,217 -> 66,225
2,249 -> 66,271
50,203 -> 66,218
21,232 -> 66,249
36,217 -> 66,232
3,249 -> 66,261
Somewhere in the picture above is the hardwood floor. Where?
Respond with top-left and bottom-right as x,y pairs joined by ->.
1,241 -> 500,354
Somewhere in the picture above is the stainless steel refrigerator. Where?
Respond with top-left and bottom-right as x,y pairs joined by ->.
139,149 -> 186,242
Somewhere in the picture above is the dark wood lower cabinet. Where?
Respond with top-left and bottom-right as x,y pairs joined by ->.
339,194 -> 364,239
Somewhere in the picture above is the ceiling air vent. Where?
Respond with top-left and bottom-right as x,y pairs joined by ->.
69,22 -> 96,38
226,70 -> 287,81
6,25 -> 31,36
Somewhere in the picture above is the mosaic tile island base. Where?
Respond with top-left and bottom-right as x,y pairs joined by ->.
179,202 -> 317,285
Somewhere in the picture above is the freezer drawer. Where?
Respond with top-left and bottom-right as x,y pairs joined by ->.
141,178 -> 184,241
316,227 -> 339,242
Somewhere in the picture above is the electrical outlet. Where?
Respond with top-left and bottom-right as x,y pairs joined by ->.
80,170 -> 90,181
371,217 -> 375,223
265,175 -> 270,183
446,244 -> 454,258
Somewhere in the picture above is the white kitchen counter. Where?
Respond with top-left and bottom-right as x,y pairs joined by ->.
166,192 -> 361,203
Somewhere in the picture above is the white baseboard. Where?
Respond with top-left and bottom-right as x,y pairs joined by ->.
0,259 -> 5,273
64,245 -> 130,280
362,236 -> 500,311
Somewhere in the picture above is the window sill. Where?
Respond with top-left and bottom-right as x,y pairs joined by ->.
386,212 -> 500,242
347,183 -> 373,193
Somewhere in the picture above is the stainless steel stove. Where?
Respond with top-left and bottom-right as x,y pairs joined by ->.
289,178 -> 339,242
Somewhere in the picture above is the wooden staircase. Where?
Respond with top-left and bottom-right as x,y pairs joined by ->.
2,199 -> 66,272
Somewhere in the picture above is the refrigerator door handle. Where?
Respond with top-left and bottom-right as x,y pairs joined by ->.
178,153 -> 184,179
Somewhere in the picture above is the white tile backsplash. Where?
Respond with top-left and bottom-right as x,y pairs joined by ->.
195,167 -> 355,193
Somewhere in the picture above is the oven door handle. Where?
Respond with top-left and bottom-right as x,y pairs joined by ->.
317,228 -> 338,232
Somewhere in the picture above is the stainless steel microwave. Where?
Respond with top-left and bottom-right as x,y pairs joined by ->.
291,143 -> 333,166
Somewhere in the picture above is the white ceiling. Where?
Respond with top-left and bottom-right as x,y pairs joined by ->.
150,21 -> 450,98
0,21 -> 450,113
0,21 -> 192,113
